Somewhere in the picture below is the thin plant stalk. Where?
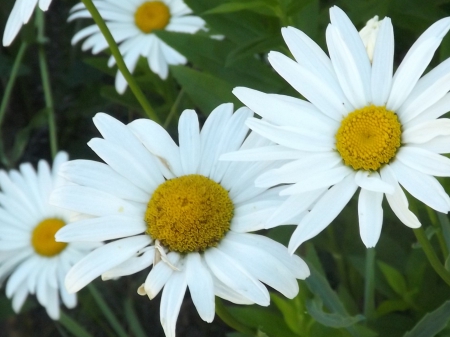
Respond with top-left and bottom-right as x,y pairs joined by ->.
80,0 -> 160,123
414,227 -> 450,287
36,10 -> 58,158
88,284 -> 128,337
363,248 -> 375,320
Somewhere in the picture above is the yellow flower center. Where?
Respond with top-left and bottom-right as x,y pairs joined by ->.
145,174 -> 234,253
31,218 -> 67,257
134,1 -> 171,34
335,105 -> 401,171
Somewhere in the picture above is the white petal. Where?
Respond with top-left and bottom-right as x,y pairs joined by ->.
185,253 -> 215,322
354,170 -> 394,194
288,173 -> 358,253
371,18 -> 394,105
389,161 -> 450,213
396,146 -> 450,177
56,215 -> 145,242
358,189 -> 383,248
380,165 -> 421,228
178,110 -> 201,175
204,247 -> 270,306
160,270 -> 187,337
65,235 -> 151,293
403,119 -> 450,144
144,252 -> 181,299
102,248 -> 155,280
406,92 -> 450,127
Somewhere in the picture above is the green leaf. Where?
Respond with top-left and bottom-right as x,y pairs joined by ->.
225,35 -> 284,66
306,297 -> 364,328
227,305 -> 299,337
376,299 -> 410,317
271,290 -> 306,335
124,298 -> 147,337
203,1 -> 272,15
59,312 -> 94,337
170,65 -> 241,114
404,301 -> 450,337
377,261 -> 408,296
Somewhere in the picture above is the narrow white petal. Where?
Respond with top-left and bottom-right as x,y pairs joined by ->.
288,173 -> 358,253
403,119 -> 450,144
65,235 -> 151,293
268,51 -> 350,120
219,238 -> 299,298
160,270 -> 187,337
280,165 -> 353,195
406,92 -> 450,127
387,18 -> 450,111
380,165 -> 421,228
371,18 -> 394,105
390,161 -> 450,213
204,247 -> 270,306
185,253 -> 215,322
102,248 -> 155,280
56,215 -> 145,242
358,189 -> 383,248
220,145 -> 303,162
355,170 -> 394,194
397,146 -> 450,177
178,110 -> 201,175
144,253 -> 181,299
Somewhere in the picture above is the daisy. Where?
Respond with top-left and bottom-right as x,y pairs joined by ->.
3,0 -> 53,46
69,0 -> 206,94
221,6 -> 450,251
0,152 -> 98,320
51,104 -> 310,337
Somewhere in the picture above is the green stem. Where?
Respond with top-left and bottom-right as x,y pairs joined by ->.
0,42 -> 28,132
363,248 -> 375,320
88,284 -> 128,337
215,297 -> 255,336
59,311 -> 94,337
414,227 -> 450,287
437,212 -> 450,258
163,89 -> 184,129
80,0 -> 160,123
36,10 -> 57,158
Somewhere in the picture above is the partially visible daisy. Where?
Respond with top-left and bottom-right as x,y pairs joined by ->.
222,7 -> 450,251
3,0 -> 53,46
69,0 -> 206,94
0,152 -> 99,319
51,104 -> 310,337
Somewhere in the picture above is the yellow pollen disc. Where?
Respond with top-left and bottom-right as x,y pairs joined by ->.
134,1 -> 170,34
335,105 -> 402,171
31,218 -> 67,257
145,174 -> 234,253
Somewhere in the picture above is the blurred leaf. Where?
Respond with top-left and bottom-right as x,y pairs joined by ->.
404,301 -> 450,337
377,299 -> 410,317
170,65 -> 241,113
100,86 -> 143,112
227,305 -> 299,337
271,289 -> 307,335
203,1 -> 273,15
377,261 -> 408,296
59,312 -> 94,337
306,297 -> 364,328
225,35 -> 284,66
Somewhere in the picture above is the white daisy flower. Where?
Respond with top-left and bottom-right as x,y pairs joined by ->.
222,6 -> 450,251
69,0 -> 206,94
3,0 -> 53,46
0,152 -> 99,320
50,104 -> 310,337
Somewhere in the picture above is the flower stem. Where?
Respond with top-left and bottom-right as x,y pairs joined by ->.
59,311 -> 94,337
414,227 -> 450,287
363,248 -> 375,320
80,0 -> 160,123
88,284 -> 128,337
163,89 -> 184,129
215,297 -> 255,336
0,42 -> 28,132
36,10 -> 57,158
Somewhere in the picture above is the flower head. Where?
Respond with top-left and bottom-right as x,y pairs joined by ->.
222,6 -> 450,250
0,152 -> 98,319
69,0 -> 205,94
51,104 -> 310,337
3,0 -> 53,46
